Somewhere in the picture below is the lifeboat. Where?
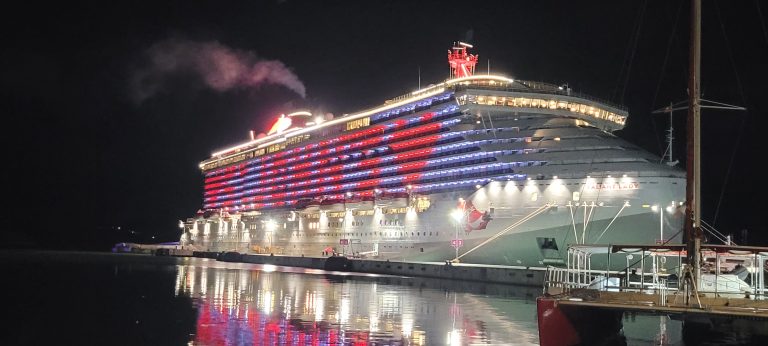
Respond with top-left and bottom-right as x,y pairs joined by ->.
297,198 -> 320,212
319,198 -> 346,212
375,192 -> 409,208
345,195 -> 375,210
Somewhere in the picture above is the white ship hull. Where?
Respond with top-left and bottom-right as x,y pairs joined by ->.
184,175 -> 684,268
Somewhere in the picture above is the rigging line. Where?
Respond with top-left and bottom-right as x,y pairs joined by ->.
569,203 -> 578,244
576,143 -> 605,241
583,202 -> 596,243
712,0 -> 751,227
594,202 -> 629,243
756,0 -> 768,48
457,204 -> 550,260
700,220 -> 725,238
699,224 -> 728,244
619,0 -> 648,104
701,219 -> 736,245
611,1 -> 646,102
649,0 -> 686,157
583,170 -> 610,241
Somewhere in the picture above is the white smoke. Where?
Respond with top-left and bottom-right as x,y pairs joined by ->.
131,38 -> 306,103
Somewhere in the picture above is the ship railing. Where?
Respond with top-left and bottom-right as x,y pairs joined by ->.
544,265 -> 679,296
552,244 -> 768,300
452,80 -> 628,112
543,266 -> 623,295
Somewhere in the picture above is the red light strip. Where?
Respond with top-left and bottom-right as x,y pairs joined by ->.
204,137 -> 440,201
204,115 -> 432,183
204,123 -> 443,191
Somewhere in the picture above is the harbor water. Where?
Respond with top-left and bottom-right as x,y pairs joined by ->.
6,250 -> 762,345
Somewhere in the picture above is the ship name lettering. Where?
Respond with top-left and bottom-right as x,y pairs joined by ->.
587,182 -> 639,190
267,143 -> 286,153
346,117 -> 370,131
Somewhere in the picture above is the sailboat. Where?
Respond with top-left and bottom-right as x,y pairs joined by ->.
535,1 -> 767,345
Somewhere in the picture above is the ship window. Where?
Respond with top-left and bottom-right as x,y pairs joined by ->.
572,192 -> 580,201
538,237 -> 559,250
531,192 -> 538,201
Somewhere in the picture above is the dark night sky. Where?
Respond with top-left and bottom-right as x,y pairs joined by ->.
3,1 -> 766,250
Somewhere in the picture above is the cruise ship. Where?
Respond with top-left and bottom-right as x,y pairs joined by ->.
180,43 -> 685,267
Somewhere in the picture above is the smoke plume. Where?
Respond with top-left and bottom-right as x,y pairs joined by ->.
131,38 -> 306,103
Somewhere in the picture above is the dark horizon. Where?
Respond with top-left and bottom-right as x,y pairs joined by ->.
3,0 -> 766,250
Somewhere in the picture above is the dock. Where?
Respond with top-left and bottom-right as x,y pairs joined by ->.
219,251 -> 547,286
118,243 -> 549,286
537,243 -> 768,346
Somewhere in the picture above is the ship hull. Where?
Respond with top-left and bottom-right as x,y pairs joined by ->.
184,176 -> 684,269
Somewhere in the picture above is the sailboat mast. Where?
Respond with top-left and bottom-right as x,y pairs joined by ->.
685,0 -> 703,283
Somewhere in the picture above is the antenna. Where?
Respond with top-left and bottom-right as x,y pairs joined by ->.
653,98 -> 743,166
652,100 -> 686,166
666,103 -> 675,165
418,66 -> 421,89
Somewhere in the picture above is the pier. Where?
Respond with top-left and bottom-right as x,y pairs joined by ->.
537,243 -> 768,345
215,251 -> 546,286
123,243 -> 549,286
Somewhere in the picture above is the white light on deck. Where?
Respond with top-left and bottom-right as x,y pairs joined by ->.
262,264 -> 277,272
451,209 -> 463,222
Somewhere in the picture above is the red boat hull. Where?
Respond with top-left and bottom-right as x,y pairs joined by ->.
536,296 -> 581,346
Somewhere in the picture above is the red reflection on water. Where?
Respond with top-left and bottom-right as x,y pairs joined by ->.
193,301 -> 369,345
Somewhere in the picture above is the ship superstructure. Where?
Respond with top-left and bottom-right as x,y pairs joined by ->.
181,43 -> 685,267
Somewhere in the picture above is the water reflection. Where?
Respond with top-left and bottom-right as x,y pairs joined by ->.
174,259 -> 540,345
4,251 -> 762,345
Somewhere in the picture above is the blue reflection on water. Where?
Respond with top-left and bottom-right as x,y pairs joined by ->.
6,251 -> 758,345
175,258 -> 541,345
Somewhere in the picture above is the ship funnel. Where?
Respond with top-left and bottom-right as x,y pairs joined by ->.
448,41 -> 478,78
